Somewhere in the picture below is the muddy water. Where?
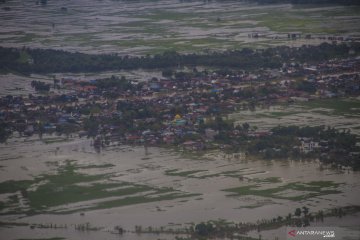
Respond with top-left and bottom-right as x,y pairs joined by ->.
0,225 -> 188,240
0,73 -> 48,97
229,102 -> 360,135
1,0 -> 359,54
0,136 -> 359,239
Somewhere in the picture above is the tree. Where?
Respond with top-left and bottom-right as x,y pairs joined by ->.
295,208 -> 302,217
302,206 -> 309,216
0,122 -> 11,143
83,117 -> 99,137
296,80 -> 316,93
242,122 -> 250,132
162,69 -> 173,78
195,222 -> 214,236
31,80 -> 51,92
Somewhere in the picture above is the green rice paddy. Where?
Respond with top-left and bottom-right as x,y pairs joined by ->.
0,161 -> 198,215
223,180 -> 342,201
1,1 -> 360,55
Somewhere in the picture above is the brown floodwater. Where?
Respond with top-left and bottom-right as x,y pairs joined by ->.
1,0 -> 359,55
0,135 -> 359,239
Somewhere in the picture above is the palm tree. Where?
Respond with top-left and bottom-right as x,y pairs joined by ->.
302,206 -> 309,216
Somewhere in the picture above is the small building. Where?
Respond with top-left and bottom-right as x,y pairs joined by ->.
299,138 -> 319,153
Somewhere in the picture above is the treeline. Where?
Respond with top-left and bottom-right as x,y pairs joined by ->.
31,80 -> 51,92
1,42 -> 359,74
247,125 -> 360,169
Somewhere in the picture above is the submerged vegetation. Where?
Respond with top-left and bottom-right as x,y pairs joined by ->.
223,181 -> 342,201
0,161 -> 198,215
188,205 -> 360,239
1,1 -> 360,239
245,125 -> 360,168
2,205 -> 358,240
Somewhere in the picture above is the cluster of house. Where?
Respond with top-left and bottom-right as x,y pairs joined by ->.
0,57 -> 359,151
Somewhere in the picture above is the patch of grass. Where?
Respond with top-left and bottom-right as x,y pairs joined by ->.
253,11 -> 319,33
252,177 -> 282,184
196,173 -> 223,179
17,33 -> 38,43
165,169 -> 207,177
17,51 -> 32,64
61,32 -> 96,43
27,182 -> 149,211
0,161 -> 199,215
192,168 -> 258,179
0,221 -> 29,227
223,170 -> 267,178
76,163 -> 115,169
299,98 -> 360,116
238,204 -> 262,209
223,181 -> 341,201
321,6 -> 360,18
0,180 -> 33,194
251,6 -> 360,35
62,192 -> 200,214
24,162 -> 148,211
0,201 -> 5,210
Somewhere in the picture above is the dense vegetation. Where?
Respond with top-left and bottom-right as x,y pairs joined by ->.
199,117 -> 360,169
191,206 -> 359,239
31,80 -> 51,92
0,122 -> 11,143
237,125 -> 359,169
1,42 -> 359,74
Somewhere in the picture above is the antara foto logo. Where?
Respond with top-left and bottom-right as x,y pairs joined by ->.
288,229 -> 297,237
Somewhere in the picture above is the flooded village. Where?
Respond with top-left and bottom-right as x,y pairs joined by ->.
1,0 -> 360,240
1,55 -> 360,165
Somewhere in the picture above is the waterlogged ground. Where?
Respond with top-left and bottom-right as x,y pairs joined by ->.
1,0 -> 360,54
0,135 -> 359,239
0,69 -> 163,96
230,97 -> 360,135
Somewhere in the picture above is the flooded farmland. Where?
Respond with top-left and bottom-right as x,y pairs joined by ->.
0,134 -> 359,239
229,97 -> 360,135
1,0 -> 360,54
1,0 -> 360,239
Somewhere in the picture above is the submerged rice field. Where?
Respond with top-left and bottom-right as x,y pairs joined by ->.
0,134 -> 359,239
1,0 -> 360,239
229,97 -> 360,135
1,0 -> 360,54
